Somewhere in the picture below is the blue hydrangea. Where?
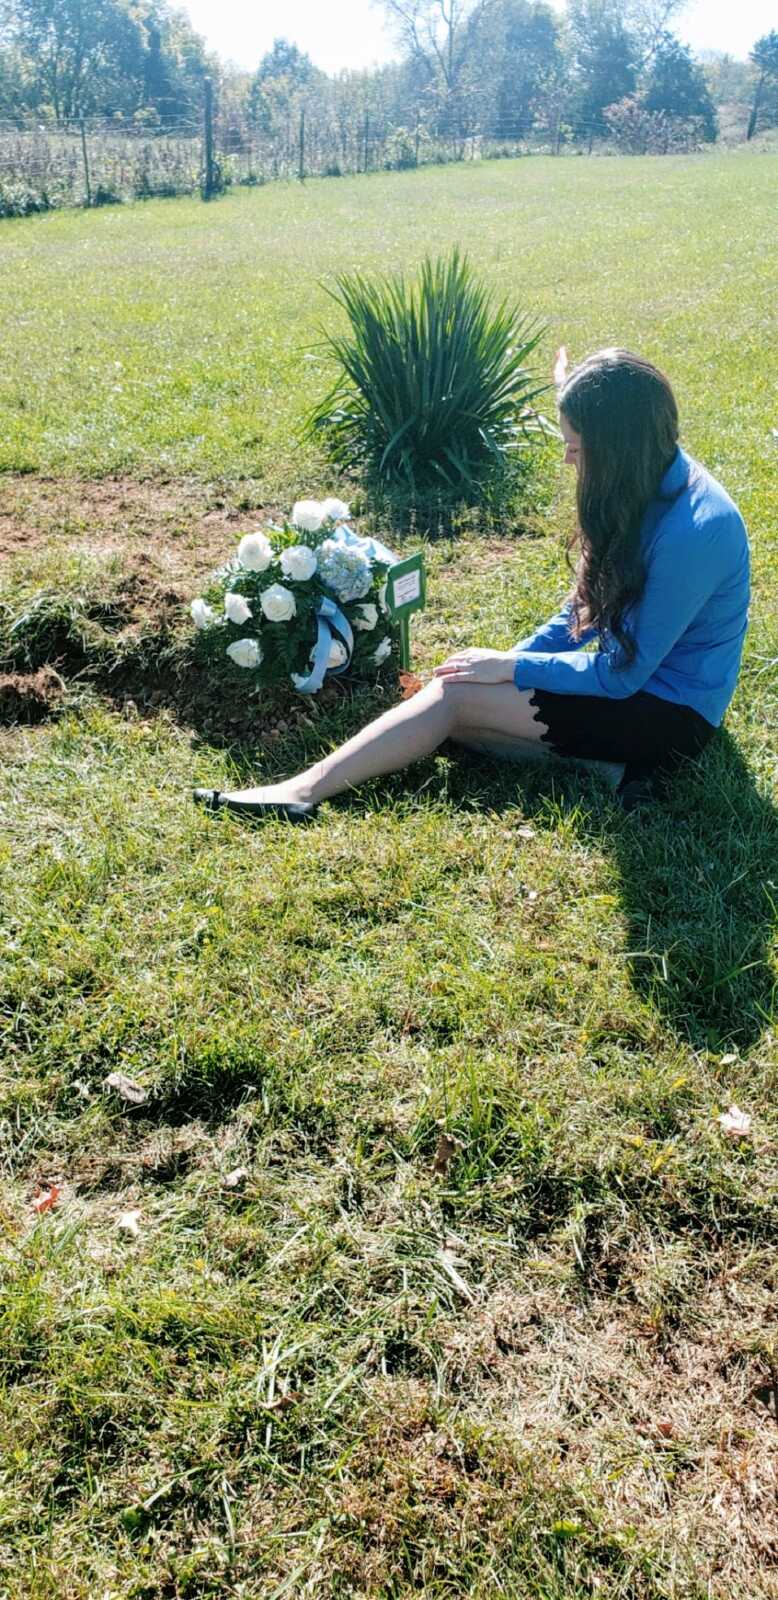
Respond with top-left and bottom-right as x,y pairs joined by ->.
317,539 -> 373,602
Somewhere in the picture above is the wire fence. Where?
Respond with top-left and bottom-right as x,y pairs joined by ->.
0,86 -> 751,216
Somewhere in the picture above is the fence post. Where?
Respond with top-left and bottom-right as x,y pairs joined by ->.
79,119 -> 92,207
298,108 -> 305,182
202,76 -> 216,200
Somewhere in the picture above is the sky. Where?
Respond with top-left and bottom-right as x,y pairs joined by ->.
175,0 -> 776,76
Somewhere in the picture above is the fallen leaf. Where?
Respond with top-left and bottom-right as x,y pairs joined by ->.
222,1166 -> 248,1189
105,1072 -> 148,1105
117,1209 -> 142,1237
656,1419 -> 675,1438
717,1104 -> 752,1139
399,670 -> 423,700
260,1391 -> 300,1412
32,1184 -> 60,1215
432,1132 -> 457,1178
517,825 -> 536,840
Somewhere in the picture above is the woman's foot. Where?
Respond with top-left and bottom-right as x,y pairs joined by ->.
192,779 -> 318,821
218,780 -> 314,807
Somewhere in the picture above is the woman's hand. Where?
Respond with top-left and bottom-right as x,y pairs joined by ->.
432,648 -> 517,685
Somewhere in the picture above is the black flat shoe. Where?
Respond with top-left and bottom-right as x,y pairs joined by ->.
192,788 -> 317,823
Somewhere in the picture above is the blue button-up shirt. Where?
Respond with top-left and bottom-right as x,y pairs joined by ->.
512,448 -> 750,726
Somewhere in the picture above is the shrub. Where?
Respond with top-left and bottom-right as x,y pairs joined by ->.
382,127 -> 418,170
308,250 -> 551,503
90,183 -> 123,208
603,97 -> 711,154
0,180 -> 60,218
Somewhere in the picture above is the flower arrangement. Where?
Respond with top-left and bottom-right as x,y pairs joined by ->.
190,497 -> 397,693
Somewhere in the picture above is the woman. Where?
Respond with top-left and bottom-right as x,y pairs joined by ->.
194,348 -> 750,821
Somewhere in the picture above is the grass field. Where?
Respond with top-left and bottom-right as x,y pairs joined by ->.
1,152 -> 777,1599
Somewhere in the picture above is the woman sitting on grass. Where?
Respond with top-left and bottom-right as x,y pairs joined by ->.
194,348 -> 750,820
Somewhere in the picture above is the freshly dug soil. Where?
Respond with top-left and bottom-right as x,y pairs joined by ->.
0,666 -> 66,724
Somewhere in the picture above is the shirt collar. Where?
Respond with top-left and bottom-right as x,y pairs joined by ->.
658,445 -> 690,499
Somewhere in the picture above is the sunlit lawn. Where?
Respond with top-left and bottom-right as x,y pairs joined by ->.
0,150 -> 776,1598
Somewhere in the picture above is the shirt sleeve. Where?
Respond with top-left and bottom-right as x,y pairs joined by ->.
511,602 -> 597,656
513,516 -> 726,700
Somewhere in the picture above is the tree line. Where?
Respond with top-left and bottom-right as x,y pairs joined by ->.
0,0 -> 776,149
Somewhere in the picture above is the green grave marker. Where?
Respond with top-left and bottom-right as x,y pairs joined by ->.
385,552 -> 427,670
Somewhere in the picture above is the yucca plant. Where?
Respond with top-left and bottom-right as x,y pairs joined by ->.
308,250 -> 553,502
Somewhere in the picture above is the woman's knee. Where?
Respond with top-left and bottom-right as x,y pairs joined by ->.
434,677 -> 479,732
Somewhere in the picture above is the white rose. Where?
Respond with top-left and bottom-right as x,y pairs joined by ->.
353,603 -> 378,631
321,497 -> 350,522
190,598 -> 215,629
327,639 -> 348,668
373,637 -> 392,665
224,591 -> 252,625
237,531 -> 273,572
291,499 -> 324,533
226,638 -> 262,669
260,583 -> 297,622
280,544 -> 317,581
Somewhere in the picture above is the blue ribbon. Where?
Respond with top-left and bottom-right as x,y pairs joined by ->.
333,523 -> 398,568
293,596 -> 355,695
291,527 -> 398,696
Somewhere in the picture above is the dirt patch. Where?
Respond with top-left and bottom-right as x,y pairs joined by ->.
0,666 -> 65,724
0,474 -> 269,580
437,1261 -> 778,1597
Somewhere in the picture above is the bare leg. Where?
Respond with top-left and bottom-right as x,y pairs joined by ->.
454,732 -> 624,790
222,679 -> 552,806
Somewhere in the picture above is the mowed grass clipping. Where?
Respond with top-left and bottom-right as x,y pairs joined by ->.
0,152 -> 777,1599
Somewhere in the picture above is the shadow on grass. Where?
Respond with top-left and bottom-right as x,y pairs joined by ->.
2,584 -> 773,1053
224,714 -> 776,1056
453,728 -> 777,1053
597,730 -> 777,1053
356,450 -> 554,542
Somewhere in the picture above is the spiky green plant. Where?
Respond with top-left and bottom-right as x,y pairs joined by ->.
308,249 -> 552,501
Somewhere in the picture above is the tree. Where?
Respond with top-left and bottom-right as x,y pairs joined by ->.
567,0 -> 637,139
248,37 -> 319,132
0,0 -> 145,120
698,48 -> 751,113
644,32 -> 717,140
621,0 -> 684,66
0,39 -> 30,115
0,0 -> 210,121
377,0 -> 496,133
747,29 -> 778,139
465,0 -> 563,135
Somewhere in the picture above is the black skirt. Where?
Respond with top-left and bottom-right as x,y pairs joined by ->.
529,688 -> 716,786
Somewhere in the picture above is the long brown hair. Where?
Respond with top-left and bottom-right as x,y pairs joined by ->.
559,349 -> 680,661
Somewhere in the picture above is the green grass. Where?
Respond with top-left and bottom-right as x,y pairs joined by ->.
0,153 -> 775,514
0,151 -> 777,1598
